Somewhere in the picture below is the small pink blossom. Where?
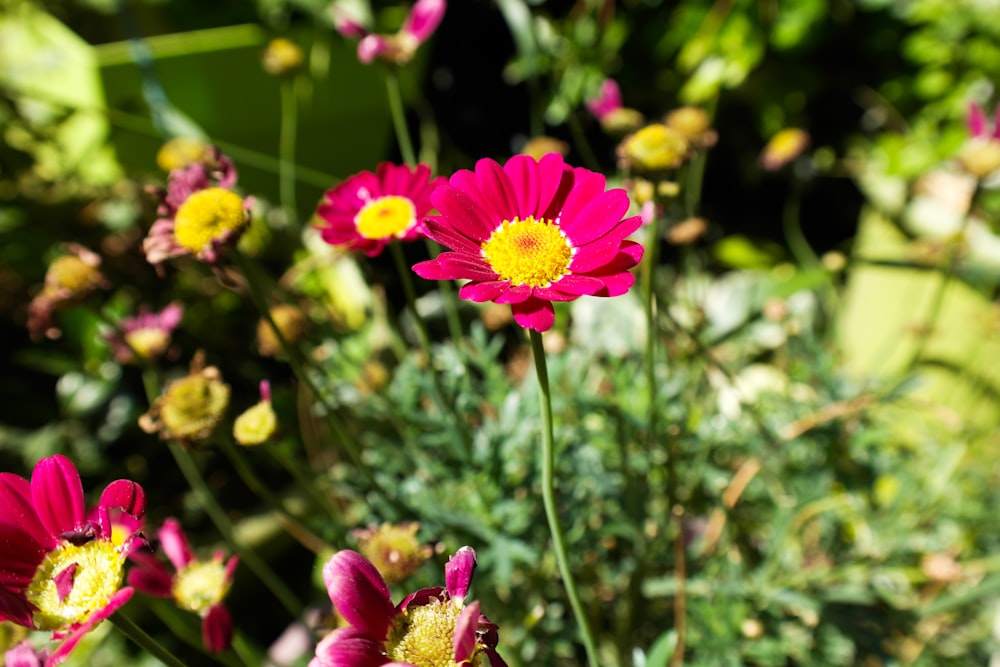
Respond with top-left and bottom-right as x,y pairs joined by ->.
586,79 -> 623,121
105,303 -> 183,364
128,518 -> 239,653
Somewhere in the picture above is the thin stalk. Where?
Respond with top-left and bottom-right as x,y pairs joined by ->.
529,329 -> 601,667
110,611 -> 192,667
279,78 -> 299,224
165,439 -> 305,621
385,68 -> 416,166
390,242 -> 471,460
218,436 -> 334,554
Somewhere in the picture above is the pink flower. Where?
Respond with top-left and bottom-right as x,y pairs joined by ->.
105,302 -> 183,364
967,101 -> 1000,140
413,153 -> 644,332
4,641 -> 49,667
128,518 -> 239,653
143,147 -> 251,270
585,79 -> 623,121
316,162 -> 445,257
334,0 -> 446,65
311,546 -> 506,667
0,455 -> 145,666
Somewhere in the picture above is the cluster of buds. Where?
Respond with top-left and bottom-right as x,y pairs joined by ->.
331,0 -> 446,66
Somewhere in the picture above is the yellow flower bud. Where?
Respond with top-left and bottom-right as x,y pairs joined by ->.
257,304 -> 310,358
140,353 -> 230,443
620,124 -> 690,173
262,38 -> 305,77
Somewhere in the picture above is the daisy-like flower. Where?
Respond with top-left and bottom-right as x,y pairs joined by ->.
332,0 -> 446,66
143,147 -> 251,270
105,302 -> 183,365
0,455 -> 145,666
311,546 -> 505,667
412,153 -> 644,332
128,519 -> 239,653
315,162 -> 445,257
139,352 -> 230,444
27,244 -> 109,341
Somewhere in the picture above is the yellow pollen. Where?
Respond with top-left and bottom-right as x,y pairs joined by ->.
386,598 -> 462,667
354,195 -> 416,240
25,540 -> 125,631
172,188 -> 247,253
172,560 -> 230,615
124,328 -> 170,360
159,373 -> 230,441
481,216 -> 574,287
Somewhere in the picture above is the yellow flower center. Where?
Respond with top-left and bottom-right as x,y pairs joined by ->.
481,216 -> 574,287
25,540 -> 125,631
354,195 -> 416,240
172,560 -> 230,615
173,188 -> 247,253
124,328 -> 170,361
385,598 -> 462,667
233,400 -> 277,446
160,373 -> 230,440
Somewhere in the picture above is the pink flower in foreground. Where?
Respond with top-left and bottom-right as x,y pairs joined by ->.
316,162 -> 445,257
0,455 -> 145,666
311,546 -> 506,667
143,147 -> 251,270
128,518 -> 239,653
413,153 -> 644,332
105,302 -> 183,364
333,0 -> 446,65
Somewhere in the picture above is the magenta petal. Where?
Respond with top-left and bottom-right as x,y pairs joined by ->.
0,586 -> 36,627
31,455 -> 85,539
484,648 -> 509,667
53,564 -> 77,603
323,551 -> 395,640
535,153 -> 572,220
548,274 -> 605,297
202,604 -> 233,652
421,217 -> 485,255
357,34 -> 388,64
592,271 -> 636,297
310,626 -> 388,667
459,280 -> 510,303
556,168 -> 608,226
475,158 -> 521,222
559,189 -> 632,245
0,522 -> 47,578
494,284 -> 532,305
511,297 -> 555,332
0,473 -> 55,550
403,0 -> 446,42
969,102 -> 988,138
453,601 -> 480,662
434,253 -> 499,281
398,586 -> 445,612
158,519 -> 194,571
46,587 -> 133,667
445,547 -> 476,603
432,186 -> 496,243
412,258 -> 453,281
502,155 -> 540,220
99,480 -> 145,519
126,559 -> 174,598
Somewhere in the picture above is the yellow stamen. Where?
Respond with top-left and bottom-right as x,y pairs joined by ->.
172,560 -> 230,615
481,216 -> 574,287
354,195 -> 416,240
173,188 -> 247,254
386,598 -> 462,667
26,540 -> 125,631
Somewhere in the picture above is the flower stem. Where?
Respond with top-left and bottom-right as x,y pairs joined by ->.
385,68 -> 416,166
165,439 -> 305,620
390,242 -> 471,460
110,610 -> 192,667
279,77 -> 299,224
528,329 -> 601,667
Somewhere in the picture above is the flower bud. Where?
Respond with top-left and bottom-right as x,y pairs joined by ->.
262,38 -> 305,77
140,353 -> 230,443
619,123 -> 690,173
257,304 -> 310,357
353,522 -> 432,585
233,381 -> 277,446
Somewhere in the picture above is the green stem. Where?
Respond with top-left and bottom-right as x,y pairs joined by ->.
781,183 -> 820,269
279,78 -> 299,224
390,242 -> 471,460
423,238 -> 466,345
385,68 -> 416,166
165,439 -> 305,620
529,329 -> 601,667
110,611 -> 192,667
218,436 -> 335,553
